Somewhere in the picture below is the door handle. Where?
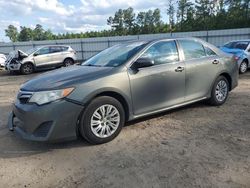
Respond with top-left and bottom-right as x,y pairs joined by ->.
175,66 -> 185,72
212,59 -> 220,64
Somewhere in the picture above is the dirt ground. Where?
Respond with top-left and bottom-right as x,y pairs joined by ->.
0,69 -> 249,188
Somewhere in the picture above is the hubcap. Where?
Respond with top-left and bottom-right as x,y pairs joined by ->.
240,62 -> 247,73
23,64 -> 33,74
90,104 -> 120,138
64,60 -> 72,67
215,80 -> 228,102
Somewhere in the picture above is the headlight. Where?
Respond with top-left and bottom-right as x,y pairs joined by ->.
29,88 -> 74,105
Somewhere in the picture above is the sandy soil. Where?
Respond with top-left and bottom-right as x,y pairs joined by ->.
0,70 -> 250,188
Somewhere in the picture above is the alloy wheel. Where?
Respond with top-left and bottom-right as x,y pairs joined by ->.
215,80 -> 228,102
240,61 -> 248,73
22,64 -> 33,74
90,104 -> 120,138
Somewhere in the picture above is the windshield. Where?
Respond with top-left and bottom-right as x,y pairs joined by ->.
25,47 -> 39,55
82,41 -> 147,67
223,41 -> 249,50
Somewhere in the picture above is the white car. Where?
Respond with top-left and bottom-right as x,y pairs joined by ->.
0,54 -> 6,68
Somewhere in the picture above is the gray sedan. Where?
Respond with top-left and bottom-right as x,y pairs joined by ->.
8,38 -> 238,144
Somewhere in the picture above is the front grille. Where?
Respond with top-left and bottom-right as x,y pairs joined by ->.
17,91 -> 33,104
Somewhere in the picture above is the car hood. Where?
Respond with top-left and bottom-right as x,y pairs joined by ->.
21,65 -> 113,91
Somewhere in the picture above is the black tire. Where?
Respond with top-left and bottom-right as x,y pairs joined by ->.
20,63 -> 34,75
63,58 -> 74,67
239,60 -> 248,74
79,96 -> 125,144
208,76 -> 229,106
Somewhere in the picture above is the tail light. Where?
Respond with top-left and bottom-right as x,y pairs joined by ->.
233,55 -> 239,62
70,50 -> 77,54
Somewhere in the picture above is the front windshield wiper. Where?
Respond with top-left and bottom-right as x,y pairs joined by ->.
82,64 -> 103,67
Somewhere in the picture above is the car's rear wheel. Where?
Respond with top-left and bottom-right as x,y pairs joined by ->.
63,58 -> 74,67
208,76 -> 229,106
239,60 -> 248,74
20,63 -> 34,75
79,96 -> 125,144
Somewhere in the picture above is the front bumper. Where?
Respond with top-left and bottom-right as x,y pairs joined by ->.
8,99 -> 84,142
5,62 -> 21,71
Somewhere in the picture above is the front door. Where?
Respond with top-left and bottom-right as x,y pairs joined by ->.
33,47 -> 52,67
128,40 -> 186,116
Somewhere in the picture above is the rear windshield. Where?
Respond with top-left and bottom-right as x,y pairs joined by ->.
224,41 -> 249,50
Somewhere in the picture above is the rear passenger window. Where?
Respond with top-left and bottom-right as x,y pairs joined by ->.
179,40 -> 206,60
50,46 -> 62,53
205,46 -> 217,56
61,46 -> 69,51
141,41 -> 179,65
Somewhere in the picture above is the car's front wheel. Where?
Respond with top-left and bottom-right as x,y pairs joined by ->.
20,63 -> 34,75
79,96 -> 125,144
239,60 -> 248,74
208,76 -> 229,106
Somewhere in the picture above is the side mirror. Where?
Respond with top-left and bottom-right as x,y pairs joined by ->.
33,52 -> 39,56
132,58 -> 154,69
248,48 -> 250,52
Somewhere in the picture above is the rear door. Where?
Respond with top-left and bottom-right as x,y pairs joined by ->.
177,39 -> 223,101
33,47 -> 52,67
49,46 -> 64,65
128,40 -> 186,115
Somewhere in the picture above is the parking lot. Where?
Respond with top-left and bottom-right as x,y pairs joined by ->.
0,69 -> 250,187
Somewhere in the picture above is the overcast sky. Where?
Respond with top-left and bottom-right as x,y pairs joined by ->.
0,0 -> 169,42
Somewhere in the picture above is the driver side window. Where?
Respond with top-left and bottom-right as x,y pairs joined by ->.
141,41 -> 179,65
36,47 -> 50,56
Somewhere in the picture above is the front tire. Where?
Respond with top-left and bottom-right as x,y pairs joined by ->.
208,76 -> 229,106
79,96 -> 125,144
239,60 -> 248,74
20,63 -> 34,75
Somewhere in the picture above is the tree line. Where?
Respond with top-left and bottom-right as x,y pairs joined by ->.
5,0 -> 250,42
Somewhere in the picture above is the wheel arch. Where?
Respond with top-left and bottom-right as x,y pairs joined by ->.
94,91 -> 130,121
219,72 -> 232,91
63,57 -> 75,63
75,90 -> 131,139
21,61 -> 35,66
242,58 -> 249,65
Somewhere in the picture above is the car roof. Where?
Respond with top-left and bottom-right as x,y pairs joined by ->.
36,45 -> 70,49
226,39 -> 250,43
122,37 -> 204,45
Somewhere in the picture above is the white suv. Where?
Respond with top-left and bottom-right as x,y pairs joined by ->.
0,54 -> 6,69
5,45 -> 77,74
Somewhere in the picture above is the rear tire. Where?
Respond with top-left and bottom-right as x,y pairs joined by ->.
20,63 -> 34,75
208,76 -> 229,106
79,96 -> 125,144
63,58 -> 74,67
239,60 -> 248,74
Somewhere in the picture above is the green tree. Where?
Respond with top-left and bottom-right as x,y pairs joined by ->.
123,7 -> 135,34
107,9 -> 125,35
5,25 -> 19,42
167,0 -> 175,32
33,24 -> 45,41
195,0 -> 214,30
18,26 -> 33,41
176,0 -> 193,31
